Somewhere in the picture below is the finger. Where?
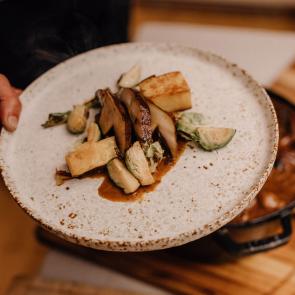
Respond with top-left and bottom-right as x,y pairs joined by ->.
0,97 -> 22,132
0,75 -> 22,132
12,87 -> 23,96
0,74 -> 15,97
0,96 -> 22,132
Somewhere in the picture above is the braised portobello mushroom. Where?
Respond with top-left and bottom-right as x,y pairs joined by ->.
118,88 -> 152,143
97,89 -> 132,154
147,101 -> 178,158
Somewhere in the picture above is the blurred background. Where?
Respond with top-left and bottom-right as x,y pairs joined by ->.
1,1 -> 295,294
130,0 -> 295,35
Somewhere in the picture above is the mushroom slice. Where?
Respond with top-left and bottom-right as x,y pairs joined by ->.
118,88 -> 152,142
147,102 -> 178,158
97,89 -> 132,154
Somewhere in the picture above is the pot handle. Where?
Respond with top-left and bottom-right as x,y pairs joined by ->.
214,211 -> 292,256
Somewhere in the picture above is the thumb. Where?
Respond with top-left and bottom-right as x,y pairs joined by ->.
12,87 -> 23,96
0,74 -> 22,132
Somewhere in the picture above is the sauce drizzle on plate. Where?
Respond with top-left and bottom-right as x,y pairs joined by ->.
98,141 -> 187,202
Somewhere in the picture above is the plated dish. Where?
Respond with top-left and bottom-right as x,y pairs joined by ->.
0,43 -> 278,251
42,67 -> 235,199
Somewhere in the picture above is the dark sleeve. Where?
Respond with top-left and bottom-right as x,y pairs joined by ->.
0,0 -> 130,88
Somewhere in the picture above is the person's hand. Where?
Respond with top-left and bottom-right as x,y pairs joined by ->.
0,74 -> 22,132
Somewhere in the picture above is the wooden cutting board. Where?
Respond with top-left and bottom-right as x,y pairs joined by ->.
36,219 -> 295,295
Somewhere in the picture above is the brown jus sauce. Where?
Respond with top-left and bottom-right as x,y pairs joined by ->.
98,141 -> 187,202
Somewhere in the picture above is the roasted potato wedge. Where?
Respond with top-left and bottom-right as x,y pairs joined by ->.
66,137 -> 118,177
139,71 -> 192,112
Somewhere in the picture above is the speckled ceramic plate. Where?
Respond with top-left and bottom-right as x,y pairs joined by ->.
0,43 -> 278,251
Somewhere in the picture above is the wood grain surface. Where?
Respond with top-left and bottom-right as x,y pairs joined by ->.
6,277 -> 143,295
36,224 -> 295,295
129,0 -> 295,39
